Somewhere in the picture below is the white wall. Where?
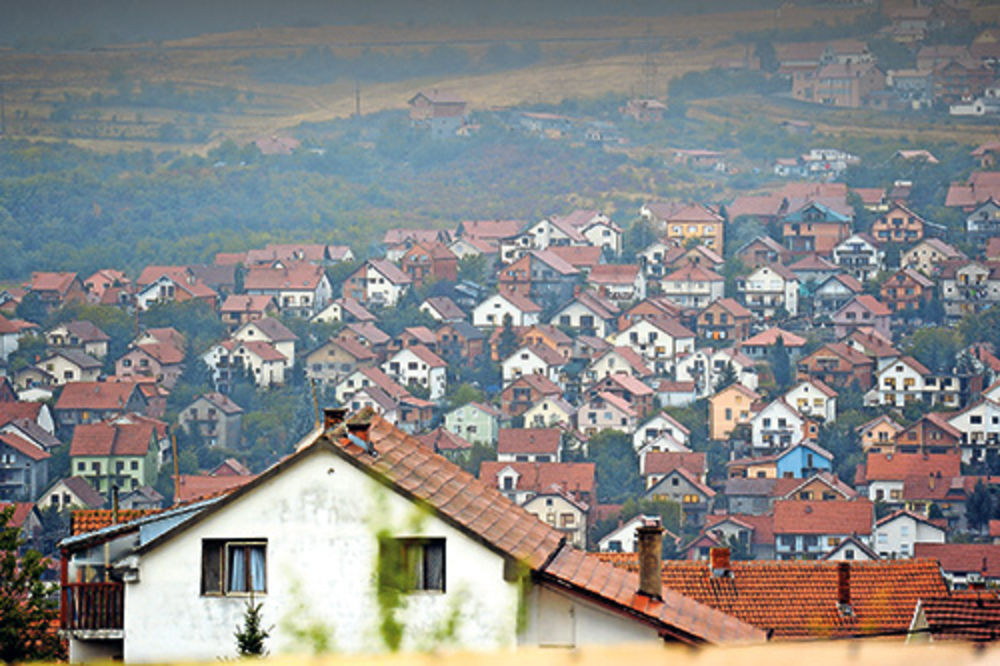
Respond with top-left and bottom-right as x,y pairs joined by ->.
123,448 -> 522,661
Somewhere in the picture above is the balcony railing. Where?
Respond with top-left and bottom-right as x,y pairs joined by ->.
62,582 -> 124,631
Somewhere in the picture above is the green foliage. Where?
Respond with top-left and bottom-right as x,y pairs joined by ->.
903,326 -> 961,375
234,600 -> 270,657
727,534 -> 753,561
967,480 -> 993,533
668,68 -> 788,104
445,383 -> 485,410
6,333 -> 47,372
769,335 -> 792,392
866,37 -> 915,71
585,429 -> 642,503
928,502 -> 944,520
622,217 -> 656,262
141,300 -> 226,356
816,409 -> 868,485
0,506 -> 64,663
496,314 -> 519,360
714,361 -> 738,393
14,292 -> 47,324
456,441 -> 497,476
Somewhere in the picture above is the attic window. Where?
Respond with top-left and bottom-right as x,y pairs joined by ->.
379,538 -> 445,593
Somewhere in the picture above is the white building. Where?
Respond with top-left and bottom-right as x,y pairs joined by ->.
872,510 -> 945,559
783,379 -> 838,423
501,344 -> 566,387
750,400 -> 807,453
611,319 -> 695,373
57,412 -> 761,660
738,264 -> 799,319
472,292 -> 542,328
382,345 -> 448,401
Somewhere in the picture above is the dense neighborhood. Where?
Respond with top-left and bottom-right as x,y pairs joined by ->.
10,2 -> 1000,661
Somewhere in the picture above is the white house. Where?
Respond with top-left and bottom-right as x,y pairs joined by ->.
202,340 -> 288,390
632,412 -> 690,453
783,379 -> 838,423
232,317 -> 298,370
660,264 -> 724,309
57,412 -> 762,661
382,345 -> 448,401
865,356 -> 960,409
598,514 -> 668,553
872,509 -> 945,559
738,264 -> 799,318
522,396 -> 575,429
585,346 -> 653,385
947,399 -> 1000,464
611,319 -> 695,373
576,392 -> 638,436
551,290 -> 618,338
472,292 -> 542,328
501,344 -> 565,387
750,400 -> 807,453
244,262 -> 332,317
832,233 -> 885,282
674,347 -> 758,398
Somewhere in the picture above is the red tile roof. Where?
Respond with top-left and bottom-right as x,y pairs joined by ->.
861,452 -> 962,482
416,427 -> 473,452
914,543 -> 1000,577
704,513 -> 775,545
244,261 -> 327,291
480,460 -> 596,499
589,263 -> 642,285
69,419 -> 156,457
70,508 -> 161,535
772,499 -> 873,535
0,432 -> 50,461
598,555 -> 946,640
0,501 -> 37,528
174,473 -> 257,503
741,327 -> 807,348
664,264 -> 723,282
497,427 -> 561,455
915,594 -> 1000,643
55,381 -> 140,411
29,271 -> 78,295
644,451 -> 705,478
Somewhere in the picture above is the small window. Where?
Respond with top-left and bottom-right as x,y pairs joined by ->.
201,539 -> 267,596
379,538 -> 445,593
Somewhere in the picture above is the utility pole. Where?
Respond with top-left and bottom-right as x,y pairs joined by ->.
354,79 -> 361,118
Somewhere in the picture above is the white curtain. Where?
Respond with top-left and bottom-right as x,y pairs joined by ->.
249,546 -> 266,592
229,546 -> 247,592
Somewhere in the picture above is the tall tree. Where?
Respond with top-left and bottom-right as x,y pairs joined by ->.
0,506 -> 64,663
967,480 -> 993,533
769,335 -> 792,391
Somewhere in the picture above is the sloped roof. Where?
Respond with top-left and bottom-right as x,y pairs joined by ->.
480,460 -> 596,498
70,508 -> 161,535
859,452 -> 962,483
42,349 -> 102,370
531,249 -> 580,276
243,317 -> 298,342
497,291 -> 542,313
596,556 -> 947,641
0,432 -> 50,461
664,264 -> 723,282
422,296 -> 465,320
772,499 -> 873,535
497,427 -> 561,455
244,261 -> 327,291
547,245 -> 604,271
56,320 -> 110,342
220,294 -> 276,314
914,543 -> 1000,577
70,419 -> 156,457
55,381 -> 140,411
175,473 -> 257,503
131,342 -> 184,365
644,451 -> 705,477
402,344 -> 447,368
58,476 -> 106,508
914,594 -> 1000,643
29,271 -> 78,294
198,392 -> 244,415
741,327 -> 806,348
0,503 -> 37,529
343,322 -> 391,346
416,427 -> 473,452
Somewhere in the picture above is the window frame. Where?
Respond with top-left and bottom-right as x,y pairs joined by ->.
379,537 -> 446,594
201,538 -> 267,597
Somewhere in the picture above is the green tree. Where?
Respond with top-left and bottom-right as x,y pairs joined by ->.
714,361 -> 738,393
0,506 -> 64,663
769,336 -> 792,391
967,479 -> 993,533
586,429 -> 642,503
496,313 -> 519,360
234,600 -> 270,657
904,326 -> 961,374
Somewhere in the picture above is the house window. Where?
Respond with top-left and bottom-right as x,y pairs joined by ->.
379,538 -> 445,593
201,539 -> 267,595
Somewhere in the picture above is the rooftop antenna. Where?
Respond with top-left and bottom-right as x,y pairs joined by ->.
310,379 -> 320,428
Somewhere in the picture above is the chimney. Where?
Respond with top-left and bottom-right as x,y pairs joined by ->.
636,516 -> 663,600
710,546 -> 731,577
323,407 -> 348,430
837,561 -> 853,614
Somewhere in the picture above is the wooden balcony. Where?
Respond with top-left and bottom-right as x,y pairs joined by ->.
61,582 -> 124,632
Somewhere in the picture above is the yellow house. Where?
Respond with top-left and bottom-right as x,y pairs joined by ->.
857,414 -> 904,454
709,383 -> 761,441
523,396 -> 574,428
641,202 -> 726,252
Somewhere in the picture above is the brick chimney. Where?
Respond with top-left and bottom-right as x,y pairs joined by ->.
710,546 -> 731,577
636,516 -> 664,600
837,561 -> 853,615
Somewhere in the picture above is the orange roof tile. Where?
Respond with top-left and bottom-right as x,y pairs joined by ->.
915,594 -> 1000,643
772,499 -> 873,535
70,508 -> 161,535
497,427 -> 561,455
55,381 -> 140,411
598,556 -> 946,640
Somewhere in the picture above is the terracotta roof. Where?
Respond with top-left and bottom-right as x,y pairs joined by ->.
211,458 -> 252,476
401,344 -> 447,368
459,219 -> 524,240
350,367 -> 410,401
132,342 -> 184,365
822,273 -> 864,293
343,321 -> 391,346
0,502 -> 37,529
70,508 -> 161,535
589,264 -> 641,285
1,418 -> 60,450
600,555 -> 946,640
741,327 -> 806,348
727,195 -> 785,219
876,509 -> 946,531
416,427 -> 473,452
422,296 -> 465,321
329,336 -> 376,362
42,349 -> 102,370
860,452 -> 962,483
587,391 -> 636,417
497,427 -> 561,455
788,254 -> 838,272
914,594 -> 1000,643
664,263 -> 724,282
643,451 -> 705,477
175,473 -> 257,503
70,419 -> 156,457
852,187 -> 886,205
220,294 -> 275,314
55,320 -> 110,342
237,340 -> 287,363
245,261 -> 327,291
531,249 -> 580,276
850,294 -> 892,317
914,544 -> 1000,577
480,460 -> 596,499
547,245 -> 604,271
772,499 -> 873,535
0,432 -> 50,461
503,373 -> 562,397
708,297 -> 752,318
498,291 -> 542,313
29,271 -> 78,295
598,372 -> 655,397
55,381 -> 139,411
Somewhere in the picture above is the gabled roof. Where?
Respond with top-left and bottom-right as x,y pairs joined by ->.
70,508 -> 161,535
220,294 -> 276,314
788,254 -> 838,272
422,296 -> 465,321
597,372 -> 655,397
530,249 -> 580,276
772,499 -> 873,535
342,322 -> 391,346
416,427 -> 472,452
838,294 -> 891,317
509,343 -> 564,368
876,509 -> 946,531
740,327 -> 806,348
588,263 -> 641,285
241,317 -> 298,343
664,264 -> 723,282
493,291 -> 542,313
55,381 -> 141,411
914,543 -> 1000,577
650,467 -> 716,498
109,411 -> 764,644
244,261 -> 327,291
548,246 -> 604,272
175,473 -> 257,503
129,342 -> 184,366
398,344 -> 447,368
497,427 -> 561,455
29,271 -> 79,295
57,476 -> 106,508
503,373 -> 561,396
912,595 -> 1000,643
0,432 -> 50,461
195,392 -> 244,415
643,451 -> 705,477
859,451 -> 962,483
818,273 -> 864,293
70,419 -> 156,457
52,320 -> 110,342
780,472 -> 857,500
585,391 -> 636,418
480,460 -> 595,498
41,349 -> 102,370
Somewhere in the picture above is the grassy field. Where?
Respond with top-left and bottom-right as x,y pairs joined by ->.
0,5 -> 866,153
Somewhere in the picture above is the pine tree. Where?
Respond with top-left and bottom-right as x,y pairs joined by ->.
234,599 -> 270,657
0,506 -> 64,663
